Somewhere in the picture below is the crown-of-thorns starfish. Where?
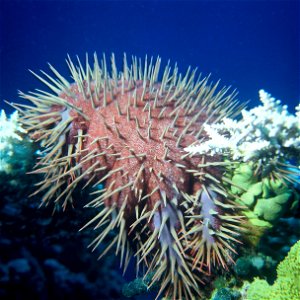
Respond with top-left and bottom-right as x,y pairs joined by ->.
11,53 -> 245,299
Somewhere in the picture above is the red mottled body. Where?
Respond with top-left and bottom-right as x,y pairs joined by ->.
59,79 -> 220,217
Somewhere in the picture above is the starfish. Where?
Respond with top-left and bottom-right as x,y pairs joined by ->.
12,54 -> 244,299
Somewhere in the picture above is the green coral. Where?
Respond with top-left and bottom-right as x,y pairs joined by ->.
211,288 -> 235,300
229,162 -> 298,228
122,271 -> 159,298
246,279 -> 271,300
247,240 -> 300,299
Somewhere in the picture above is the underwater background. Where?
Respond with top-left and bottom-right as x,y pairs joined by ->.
0,0 -> 299,112
0,1 -> 299,300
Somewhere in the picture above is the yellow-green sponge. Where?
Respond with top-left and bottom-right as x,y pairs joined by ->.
247,240 -> 300,300
230,162 -> 298,228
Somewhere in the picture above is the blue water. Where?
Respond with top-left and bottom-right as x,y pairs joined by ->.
0,1 -> 299,299
0,0 -> 299,114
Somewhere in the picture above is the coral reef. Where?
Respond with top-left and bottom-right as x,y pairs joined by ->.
0,185 -> 127,300
185,90 -> 300,245
204,218 -> 300,300
0,109 -> 36,194
0,110 -> 28,174
185,89 -> 300,178
257,217 -> 300,263
0,110 -> 26,141
211,287 -> 240,300
230,162 -> 298,229
247,240 -> 300,299
183,89 -> 300,299
122,271 -> 158,298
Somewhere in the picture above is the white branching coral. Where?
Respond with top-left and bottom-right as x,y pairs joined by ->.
185,90 -> 300,168
0,110 -> 26,141
0,110 -> 27,173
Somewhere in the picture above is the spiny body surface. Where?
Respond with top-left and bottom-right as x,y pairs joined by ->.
13,54 -> 244,299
